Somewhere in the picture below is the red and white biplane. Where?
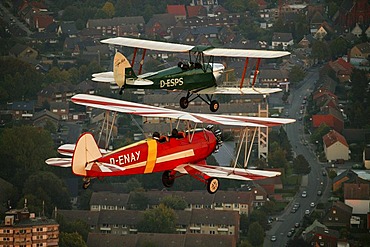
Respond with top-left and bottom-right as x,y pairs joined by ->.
46,94 -> 295,193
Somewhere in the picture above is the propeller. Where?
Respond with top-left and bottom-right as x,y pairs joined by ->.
206,125 -> 223,153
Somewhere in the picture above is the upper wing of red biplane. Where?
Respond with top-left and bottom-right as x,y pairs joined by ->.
71,94 -> 295,127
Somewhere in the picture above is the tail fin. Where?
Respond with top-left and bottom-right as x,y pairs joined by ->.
113,52 -> 137,88
72,133 -> 102,176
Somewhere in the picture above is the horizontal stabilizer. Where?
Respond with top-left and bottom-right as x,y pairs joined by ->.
57,144 -> 109,157
92,72 -> 153,85
45,158 -> 72,167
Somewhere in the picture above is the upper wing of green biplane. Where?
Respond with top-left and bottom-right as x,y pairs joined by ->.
100,37 -> 290,58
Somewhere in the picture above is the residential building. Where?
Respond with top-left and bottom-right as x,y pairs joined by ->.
90,191 -> 129,211
167,5 -> 187,21
322,201 -> 353,229
8,101 -> 35,120
271,32 -> 293,50
257,69 -> 289,91
9,44 -> 38,59
86,232 -> 236,247
89,188 -> 270,216
313,106 -> 344,133
344,183 -> 370,214
86,16 -> 145,37
334,0 -> 369,31
303,220 -> 339,247
323,130 -> 349,162
32,109 -> 60,128
58,208 -> 240,241
327,58 -> 353,83
50,102 -> 69,121
0,207 -> 59,246
332,169 -> 368,192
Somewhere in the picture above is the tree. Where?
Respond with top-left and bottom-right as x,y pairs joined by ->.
289,65 -> 306,85
160,195 -> 187,210
293,154 -> 311,174
310,123 -> 331,144
0,126 -> 56,188
20,171 -> 71,215
129,191 -> 149,210
102,2 -> 115,18
247,221 -> 264,247
311,40 -> 330,62
138,204 -> 176,233
59,232 -> 87,247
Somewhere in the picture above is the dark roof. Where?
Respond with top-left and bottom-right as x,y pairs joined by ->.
90,191 -> 129,208
59,21 -> 78,35
190,209 -> 239,225
9,43 -> 30,56
344,183 -> 370,200
87,16 -> 145,28
32,109 -> 60,121
258,69 -> 289,79
86,232 -> 235,247
99,210 -> 143,225
58,210 -> 99,225
10,101 -> 35,111
272,32 -> 293,42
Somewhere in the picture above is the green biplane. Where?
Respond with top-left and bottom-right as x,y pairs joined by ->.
93,37 -> 290,112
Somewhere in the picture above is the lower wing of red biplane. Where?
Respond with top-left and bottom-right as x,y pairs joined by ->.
46,94 -> 295,193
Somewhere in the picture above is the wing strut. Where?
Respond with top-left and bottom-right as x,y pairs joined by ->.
239,57 -> 249,89
138,49 -> 147,75
233,127 -> 258,169
131,48 -> 138,67
251,58 -> 261,87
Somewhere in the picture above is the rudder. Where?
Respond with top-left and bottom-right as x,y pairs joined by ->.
72,133 -> 102,176
113,52 -> 137,88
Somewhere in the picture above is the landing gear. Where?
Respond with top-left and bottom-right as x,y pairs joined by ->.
82,177 -> 91,189
180,92 -> 220,112
210,100 -> 219,112
162,170 -> 175,188
206,177 -> 219,194
119,87 -> 124,95
180,97 -> 189,109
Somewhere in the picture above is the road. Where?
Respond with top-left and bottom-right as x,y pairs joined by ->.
0,2 -> 33,36
264,67 -> 331,246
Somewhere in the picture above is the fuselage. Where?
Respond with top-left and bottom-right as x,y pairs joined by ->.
86,129 -> 217,177
125,63 -> 224,91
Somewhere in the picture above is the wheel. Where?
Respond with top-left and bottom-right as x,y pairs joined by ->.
82,181 -> 90,189
206,178 -> 219,194
180,97 -> 189,109
162,171 -> 175,188
210,100 -> 219,112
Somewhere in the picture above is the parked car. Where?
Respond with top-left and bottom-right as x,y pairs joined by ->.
302,191 -> 307,198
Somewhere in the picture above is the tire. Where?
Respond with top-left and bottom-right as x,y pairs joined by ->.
180,97 -> 189,109
162,170 -> 175,188
206,177 -> 219,194
82,181 -> 90,190
210,100 -> 219,112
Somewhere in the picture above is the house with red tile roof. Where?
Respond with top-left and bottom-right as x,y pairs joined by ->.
186,5 -> 207,18
327,58 -> 354,83
167,5 -> 187,21
323,130 -> 349,162
312,106 -> 344,133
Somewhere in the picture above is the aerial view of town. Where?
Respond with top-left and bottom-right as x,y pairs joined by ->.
0,0 -> 369,246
